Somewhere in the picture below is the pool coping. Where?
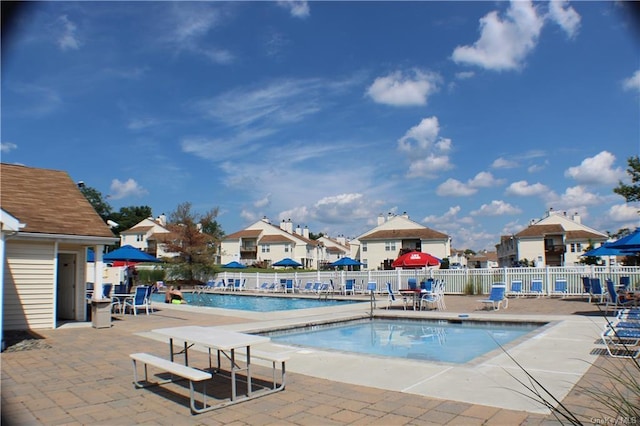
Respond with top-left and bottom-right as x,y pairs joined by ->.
143,300 -> 607,414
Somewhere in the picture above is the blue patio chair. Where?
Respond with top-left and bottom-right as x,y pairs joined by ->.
420,278 -> 434,292
344,279 -> 356,295
589,278 -> 606,304
605,278 -> 635,315
284,279 -> 296,293
385,282 -> 408,310
124,285 -> 150,316
620,276 -> 630,291
407,278 -> 417,290
478,283 -> 508,310
530,279 -> 544,298
551,278 -> 568,298
508,280 -> 523,298
581,276 -> 591,301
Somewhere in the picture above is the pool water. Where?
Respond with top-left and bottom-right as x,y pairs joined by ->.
150,292 -> 359,312
266,319 -> 541,364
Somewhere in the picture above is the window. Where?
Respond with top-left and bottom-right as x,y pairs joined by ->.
136,234 -> 144,242
284,244 -> 290,253
362,243 -> 367,252
261,244 -> 270,253
385,241 -> 396,251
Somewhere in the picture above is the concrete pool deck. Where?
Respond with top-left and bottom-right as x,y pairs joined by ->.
1,294 -> 635,425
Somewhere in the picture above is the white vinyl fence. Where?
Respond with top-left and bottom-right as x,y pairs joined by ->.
213,265 -> 640,296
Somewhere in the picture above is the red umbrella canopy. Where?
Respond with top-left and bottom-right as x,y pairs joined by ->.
392,251 -> 441,268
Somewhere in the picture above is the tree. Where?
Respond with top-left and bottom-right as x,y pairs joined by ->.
110,206 -> 153,234
162,202 -> 222,284
79,185 -> 112,220
614,155 -> 640,202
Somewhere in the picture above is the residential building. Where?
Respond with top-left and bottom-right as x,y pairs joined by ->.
351,212 -> 451,270
467,251 -> 499,268
1,163 -> 117,341
221,218 -> 322,268
496,209 -> 608,267
119,215 -> 177,259
317,235 -> 351,269
449,249 -> 469,268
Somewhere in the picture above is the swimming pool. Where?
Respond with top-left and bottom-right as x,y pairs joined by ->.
265,318 -> 542,364
150,292 -> 360,312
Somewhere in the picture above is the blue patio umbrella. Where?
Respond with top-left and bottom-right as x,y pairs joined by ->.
222,261 -> 246,269
608,229 -> 640,252
272,257 -> 302,267
330,257 -> 363,267
582,243 -> 627,257
103,245 -> 161,263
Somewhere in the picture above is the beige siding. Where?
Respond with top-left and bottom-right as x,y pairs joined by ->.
4,241 -> 55,330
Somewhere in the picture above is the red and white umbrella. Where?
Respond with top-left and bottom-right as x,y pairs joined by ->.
391,251 -> 441,268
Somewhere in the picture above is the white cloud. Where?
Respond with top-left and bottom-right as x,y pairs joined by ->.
240,209 -> 259,223
471,200 -> 522,216
608,203 -> 640,223
437,178 -> 477,196
128,118 -> 159,130
408,154 -> 454,178
549,185 -> 601,208
547,0 -> 581,39
108,178 -> 148,200
455,71 -> 475,80
366,70 -> 441,106
623,70 -> 640,93
397,116 -> 454,178
564,151 -> 625,185
277,1 -> 310,18
451,1 -> 544,71
469,171 -> 504,188
436,172 -> 503,196
57,15 -> 80,51
505,180 -> 549,196
1,142 -> 17,153
398,117 -> 440,152
254,194 -> 271,208
422,206 -> 461,225
492,157 -> 518,169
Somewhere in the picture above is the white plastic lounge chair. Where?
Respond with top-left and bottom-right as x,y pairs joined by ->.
600,321 -> 640,358
551,278 -> 568,298
124,285 -> 150,316
385,282 -> 408,310
478,283 -> 508,310
508,280 -> 523,298
530,279 -> 544,298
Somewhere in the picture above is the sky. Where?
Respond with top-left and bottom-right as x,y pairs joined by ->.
2,1 -> 639,252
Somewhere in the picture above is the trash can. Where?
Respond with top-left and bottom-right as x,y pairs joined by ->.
91,300 -> 112,329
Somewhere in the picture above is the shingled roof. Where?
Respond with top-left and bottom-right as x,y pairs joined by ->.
360,228 -> 448,240
1,163 -> 115,238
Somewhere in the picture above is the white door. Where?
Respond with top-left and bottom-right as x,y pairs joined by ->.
57,253 -> 76,320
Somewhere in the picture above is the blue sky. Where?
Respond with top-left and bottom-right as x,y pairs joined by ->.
2,1 -> 639,251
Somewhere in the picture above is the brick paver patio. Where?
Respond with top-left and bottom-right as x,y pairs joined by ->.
1,294 -> 637,425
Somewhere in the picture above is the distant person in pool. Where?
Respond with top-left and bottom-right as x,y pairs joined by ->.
165,286 -> 187,304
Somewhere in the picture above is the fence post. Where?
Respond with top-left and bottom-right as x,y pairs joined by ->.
545,266 -> 551,296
